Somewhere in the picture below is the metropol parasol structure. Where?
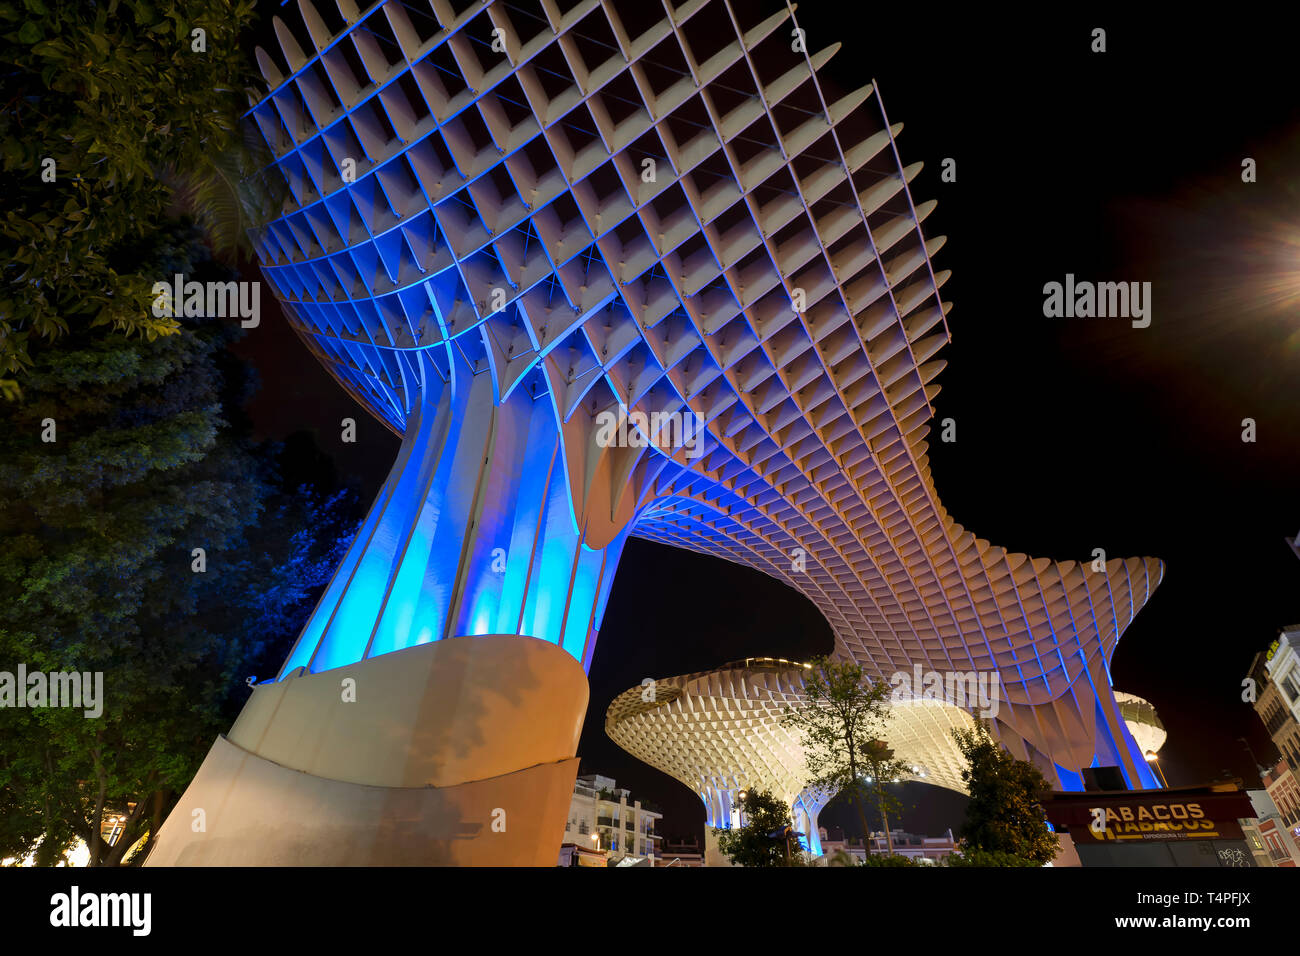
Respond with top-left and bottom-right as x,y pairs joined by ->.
147,0 -> 1162,865
605,657 -> 977,862
606,660 -> 1167,862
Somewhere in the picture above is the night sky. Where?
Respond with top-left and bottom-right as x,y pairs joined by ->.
240,3 -> 1300,843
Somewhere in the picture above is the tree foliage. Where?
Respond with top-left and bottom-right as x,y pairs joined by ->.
712,788 -> 806,867
0,224 -> 357,866
0,0 -> 281,395
860,851 -> 921,866
951,724 -> 1059,865
782,656 -> 911,849
943,847 -> 1043,867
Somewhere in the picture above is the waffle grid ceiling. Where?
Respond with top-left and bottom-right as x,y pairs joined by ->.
247,0 -> 1162,718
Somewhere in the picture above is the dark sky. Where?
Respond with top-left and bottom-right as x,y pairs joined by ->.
240,3 -> 1300,842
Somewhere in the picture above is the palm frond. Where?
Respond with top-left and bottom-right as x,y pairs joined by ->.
158,122 -> 287,262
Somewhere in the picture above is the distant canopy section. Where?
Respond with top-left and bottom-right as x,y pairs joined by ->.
604,660 -> 978,857
1115,691 -> 1167,757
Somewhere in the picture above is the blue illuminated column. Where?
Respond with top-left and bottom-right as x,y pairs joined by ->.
793,791 -> 827,856
986,649 -> 1163,792
703,784 -> 826,861
278,346 -> 627,677
146,0 -> 1166,866
145,343 -> 640,866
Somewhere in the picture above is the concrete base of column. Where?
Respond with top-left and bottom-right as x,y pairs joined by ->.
145,634 -> 588,866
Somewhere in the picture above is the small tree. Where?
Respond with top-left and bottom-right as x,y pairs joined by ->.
859,738 -> 913,855
712,789 -> 805,867
952,724 -> 1059,865
944,847 -> 1043,867
783,656 -> 910,853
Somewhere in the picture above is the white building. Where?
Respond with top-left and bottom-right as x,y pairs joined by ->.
562,774 -> 662,865
818,826 -> 958,864
1243,790 -> 1286,866
1266,628 -> 1300,729
1245,787 -> 1300,866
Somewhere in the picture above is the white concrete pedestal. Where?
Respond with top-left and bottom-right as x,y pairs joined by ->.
145,634 -> 587,866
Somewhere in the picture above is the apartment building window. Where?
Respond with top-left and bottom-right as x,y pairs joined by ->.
1266,832 -> 1290,862
1283,791 -> 1300,827
1283,671 -> 1300,705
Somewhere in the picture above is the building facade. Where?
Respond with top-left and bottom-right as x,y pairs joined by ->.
562,773 -> 662,863
149,0 -> 1163,865
819,826 -> 957,864
1238,634 -> 1300,865
1244,788 -> 1299,867
1250,659 -> 1300,768
1044,784 -> 1260,867
1260,759 -> 1300,864
1266,628 -> 1300,734
656,836 -> 705,867
1240,792 -> 1274,867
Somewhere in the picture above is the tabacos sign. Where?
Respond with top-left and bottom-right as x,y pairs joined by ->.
1085,802 -> 1226,842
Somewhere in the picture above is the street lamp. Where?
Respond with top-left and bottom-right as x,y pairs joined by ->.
1145,750 -> 1169,788
734,789 -> 748,829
